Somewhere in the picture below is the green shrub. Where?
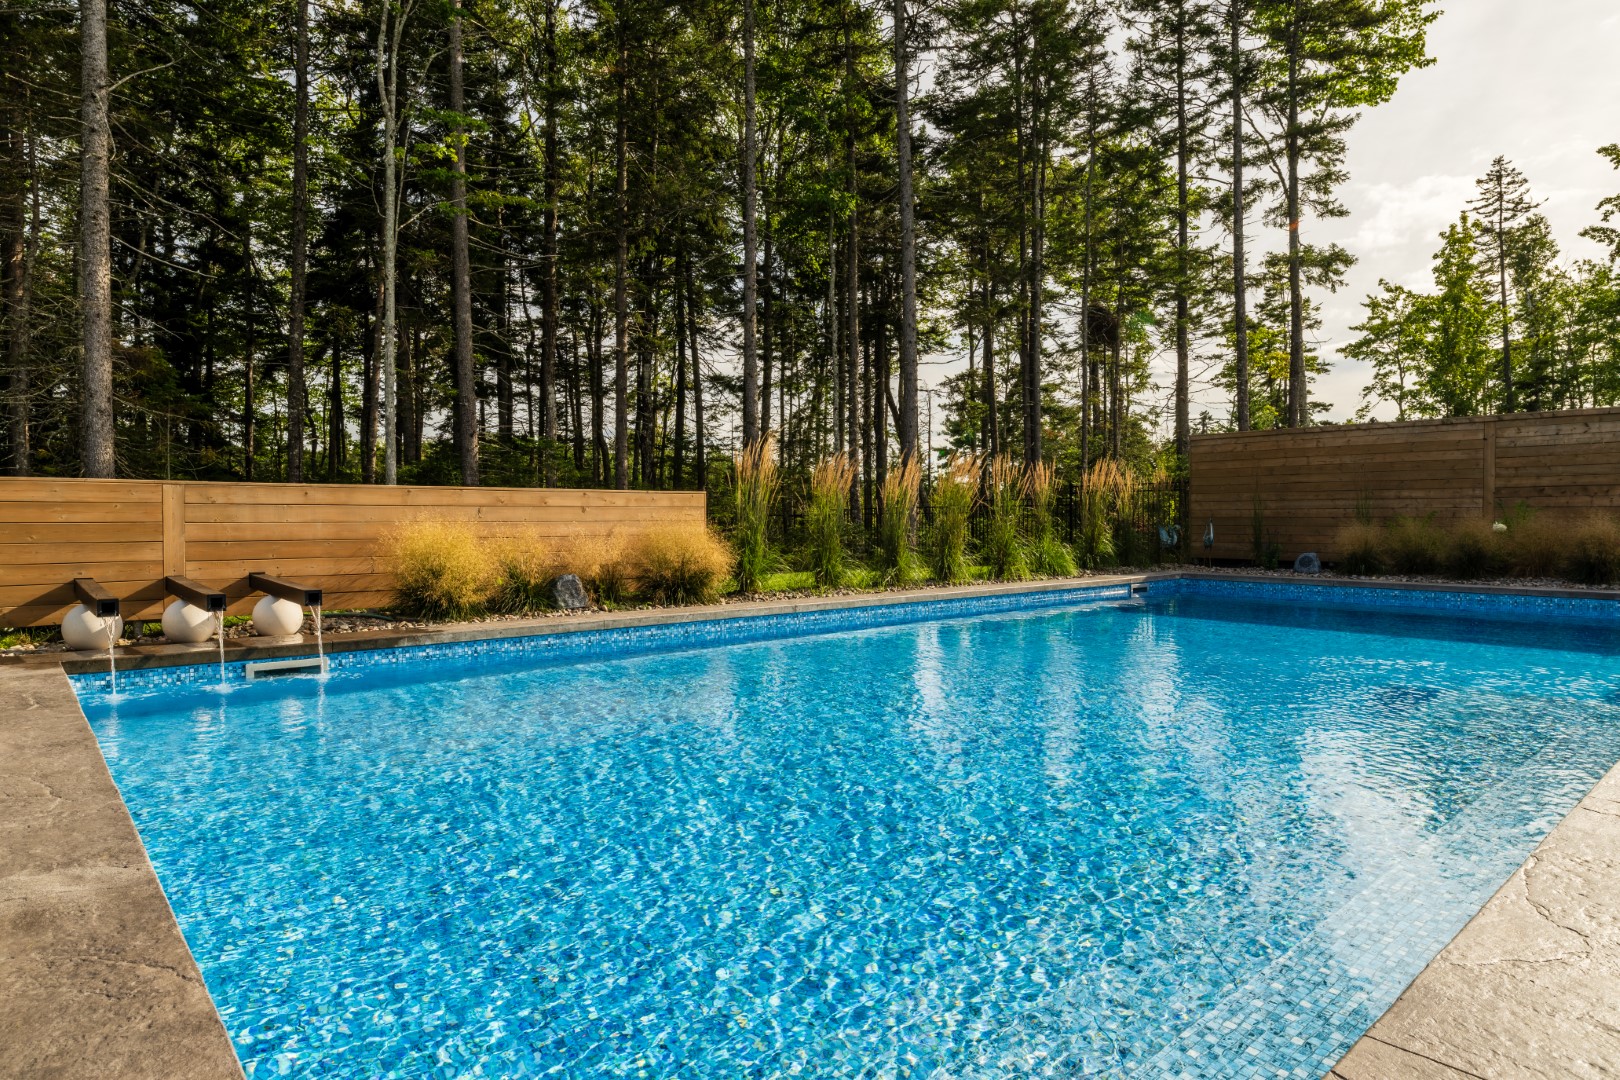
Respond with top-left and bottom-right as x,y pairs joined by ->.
983,455 -> 1029,581
731,436 -> 779,594
1563,515 -> 1620,585
805,454 -> 857,588
928,453 -> 978,584
384,520 -> 496,620
876,457 -> 922,583
1025,460 -> 1076,577
1334,521 -> 1385,576
630,524 -> 733,604
1444,518 -> 1503,580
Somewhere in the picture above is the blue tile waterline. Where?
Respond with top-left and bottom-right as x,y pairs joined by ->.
71,582 -> 1139,706
72,579 -> 1620,1078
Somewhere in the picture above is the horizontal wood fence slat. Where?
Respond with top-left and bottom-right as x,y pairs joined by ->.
1189,407 -> 1620,562
0,479 -> 705,626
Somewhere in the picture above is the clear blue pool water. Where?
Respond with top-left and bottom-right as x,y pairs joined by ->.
80,585 -> 1620,1079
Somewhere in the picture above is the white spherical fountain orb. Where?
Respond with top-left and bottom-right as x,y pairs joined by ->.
60,604 -> 124,651
252,594 -> 305,638
162,599 -> 217,644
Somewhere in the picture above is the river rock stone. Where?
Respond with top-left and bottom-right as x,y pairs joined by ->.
548,574 -> 590,611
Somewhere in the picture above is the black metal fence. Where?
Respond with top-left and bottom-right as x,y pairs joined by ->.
709,477 -> 1190,564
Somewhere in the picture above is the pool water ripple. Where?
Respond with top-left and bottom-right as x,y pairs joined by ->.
79,588 -> 1620,1078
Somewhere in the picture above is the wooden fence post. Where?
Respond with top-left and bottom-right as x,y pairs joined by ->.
162,483 -> 186,580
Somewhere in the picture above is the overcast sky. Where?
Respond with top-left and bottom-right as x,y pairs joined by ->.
1296,0 -> 1620,423
920,0 -> 1620,446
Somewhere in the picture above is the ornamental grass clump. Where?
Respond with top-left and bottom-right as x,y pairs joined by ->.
1333,521 -> 1385,576
1075,460 -> 1118,570
549,531 -> 631,605
805,454 -> 858,588
1024,460 -> 1076,577
876,456 -> 922,583
1384,515 -> 1445,574
384,519 -> 497,620
1562,514 -> 1620,585
1503,513 -> 1566,578
629,524 -> 733,605
1443,518 -> 1504,580
731,436 -> 779,594
488,530 -> 555,613
928,452 -> 978,584
983,455 -> 1029,581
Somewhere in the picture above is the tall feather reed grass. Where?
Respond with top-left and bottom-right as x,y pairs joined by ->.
876,456 -> 922,583
731,435 -> 779,594
806,454 -> 858,588
1075,460 -> 1118,569
1024,460 -> 1076,577
384,520 -> 498,620
928,452 -> 979,584
983,455 -> 1029,580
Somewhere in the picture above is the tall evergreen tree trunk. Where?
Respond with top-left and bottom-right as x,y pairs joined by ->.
843,13 -> 860,515
894,0 -> 919,463
540,0 -> 560,450
981,234 -> 997,458
1230,0 -> 1250,431
79,0 -> 115,477
1284,19 -> 1306,427
5,117 -> 35,475
674,248 -> 689,485
613,15 -> 630,489
687,255 -> 706,489
327,341 -> 343,478
376,0 -> 411,483
286,0 -> 309,481
450,0 -> 479,484
740,0 -> 760,445
1494,210 -> 1513,412
362,277 -> 380,482
1079,71 -> 1097,470
1173,19 -> 1191,458
242,222 -> 256,480
1026,134 -> 1046,465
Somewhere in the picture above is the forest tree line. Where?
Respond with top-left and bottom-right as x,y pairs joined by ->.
2,0 -> 1518,508
1348,153 -> 1620,422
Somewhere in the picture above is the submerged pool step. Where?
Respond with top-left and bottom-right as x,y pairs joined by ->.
243,657 -> 328,680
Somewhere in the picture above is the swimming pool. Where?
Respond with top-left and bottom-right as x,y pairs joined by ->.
75,580 -> 1620,1078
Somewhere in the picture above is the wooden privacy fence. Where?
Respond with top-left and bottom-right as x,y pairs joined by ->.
0,479 -> 706,627
1188,407 -> 1620,563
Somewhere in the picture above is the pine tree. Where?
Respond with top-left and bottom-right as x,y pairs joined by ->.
1466,156 -> 1541,413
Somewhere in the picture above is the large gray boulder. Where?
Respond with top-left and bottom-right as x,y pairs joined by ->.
547,574 -> 591,611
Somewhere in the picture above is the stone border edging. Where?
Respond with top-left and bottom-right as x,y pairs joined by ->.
0,664 -> 245,1080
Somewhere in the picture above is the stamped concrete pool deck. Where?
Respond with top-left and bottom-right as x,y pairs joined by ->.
3,572 -> 1619,1078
